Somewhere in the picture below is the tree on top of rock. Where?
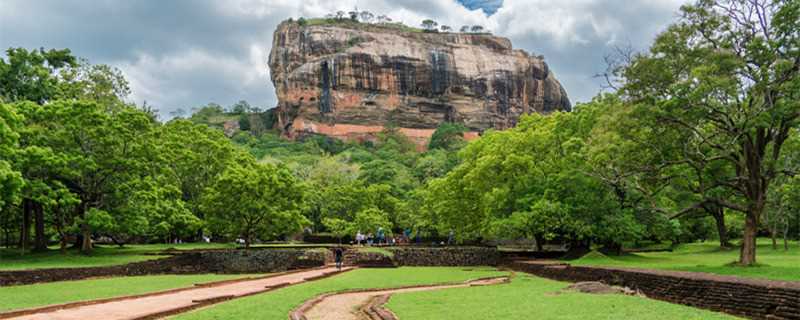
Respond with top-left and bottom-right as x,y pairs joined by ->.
359,11 -> 374,24
421,19 -> 438,32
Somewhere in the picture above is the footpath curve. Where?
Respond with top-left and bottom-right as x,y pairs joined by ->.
290,276 -> 510,320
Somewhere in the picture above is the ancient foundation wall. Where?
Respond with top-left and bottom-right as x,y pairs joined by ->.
387,247 -> 500,266
508,261 -> 800,320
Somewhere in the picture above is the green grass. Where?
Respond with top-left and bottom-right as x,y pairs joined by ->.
0,273 -> 262,312
0,243 -> 235,271
175,267 -> 507,320
387,274 -> 739,319
358,246 -> 395,257
573,239 -> 800,282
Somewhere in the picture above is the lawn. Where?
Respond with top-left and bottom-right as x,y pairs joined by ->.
572,239 -> 800,282
174,267 -> 508,320
387,274 -> 738,320
0,243 -> 235,271
0,273 -> 262,312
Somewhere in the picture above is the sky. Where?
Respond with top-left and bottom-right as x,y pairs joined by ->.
0,0 -> 686,119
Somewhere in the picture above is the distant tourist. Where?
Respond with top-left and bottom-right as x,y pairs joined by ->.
447,230 -> 454,245
356,231 -> 364,245
367,233 -> 374,246
334,247 -> 344,270
377,227 -> 385,245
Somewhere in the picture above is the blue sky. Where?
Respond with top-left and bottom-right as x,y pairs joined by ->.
0,0 -> 686,119
457,0 -> 503,14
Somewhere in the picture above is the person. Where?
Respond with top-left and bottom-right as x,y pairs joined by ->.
367,233 -> 374,246
334,246 -> 343,270
377,227 -> 385,246
447,229 -> 454,245
356,231 -> 364,246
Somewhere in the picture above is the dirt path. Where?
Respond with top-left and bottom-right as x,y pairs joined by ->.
5,266 -> 351,320
299,277 -> 508,320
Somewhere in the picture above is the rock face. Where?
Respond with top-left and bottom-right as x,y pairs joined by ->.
269,20 -> 571,149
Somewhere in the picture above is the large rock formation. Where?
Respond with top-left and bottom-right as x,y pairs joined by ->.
269,20 -> 570,149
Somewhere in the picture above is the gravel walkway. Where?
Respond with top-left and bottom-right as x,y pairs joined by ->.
6,267 -> 349,320
302,277 -> 508,320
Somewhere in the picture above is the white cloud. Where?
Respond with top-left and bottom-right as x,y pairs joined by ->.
2,0 -> 689,117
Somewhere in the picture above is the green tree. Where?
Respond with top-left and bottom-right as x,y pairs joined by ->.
158,119 -> 244,226
428,122 -> 467,151
426,107 -> 644,249
21,100 -> 157,252
618,0 -> 800,265
201,163 -> 307,248
0,103 -> 23,208
421,19 -> 438,31
0,48 -> 77,103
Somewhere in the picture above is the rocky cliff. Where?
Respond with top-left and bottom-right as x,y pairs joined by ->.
268,20 -> 571,149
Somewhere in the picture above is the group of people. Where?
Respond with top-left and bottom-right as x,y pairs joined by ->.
354,227 -> 389,246
353,227 -> 454,246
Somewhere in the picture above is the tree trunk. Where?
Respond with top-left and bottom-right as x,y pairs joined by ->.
739,212 -> 758,265
59,235 -> 67,254
708,205 -> 731,248
33,202 -> 47,252
77,203 -> 92,253
20,199 -> 31,251
534,234 -> 544,252
771,227 -> 778,250
81,224 -> 92,253
110,235 -> 125,248
4,224 -> 9,249
783,222 -> 789,251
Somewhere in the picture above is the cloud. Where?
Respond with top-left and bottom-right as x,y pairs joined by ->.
1,0 -> 687,118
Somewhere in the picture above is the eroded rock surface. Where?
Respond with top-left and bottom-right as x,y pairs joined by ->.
269,20 -> 571,149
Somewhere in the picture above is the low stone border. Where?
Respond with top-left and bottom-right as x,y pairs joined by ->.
361,294 -> 396,320
507,261 -> 800,320
289,276 -> 511,320
0,267 -> 330,320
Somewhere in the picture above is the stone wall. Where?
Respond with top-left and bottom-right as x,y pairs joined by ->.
508,261 -> 800,320
387,247 -> 500,266
196,248 -> 330,273
0,248 -> 330,286
0,254 -> 204,286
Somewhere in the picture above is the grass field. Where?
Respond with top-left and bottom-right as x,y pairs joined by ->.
572,239 -> 800,282
0,243 -> 236,271
387,274 -> 738,320
0,273 -> 262,312
357,246 -> 395,257
174,267 -> 507,320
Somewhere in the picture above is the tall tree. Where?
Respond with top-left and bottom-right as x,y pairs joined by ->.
201,163 -> 307,248
620,0 -> 799,264
421,19 -> 439,31
158,119 -> 243,226
24,100 -> 156,252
